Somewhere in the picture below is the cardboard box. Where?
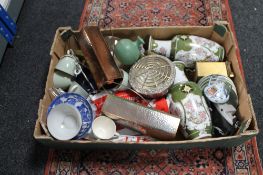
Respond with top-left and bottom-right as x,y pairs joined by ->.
34,24 -> 258,149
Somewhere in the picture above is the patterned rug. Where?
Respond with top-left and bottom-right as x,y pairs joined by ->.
44,0 -> 263,174
45,138 -> 262,175
79,0 -> 227,28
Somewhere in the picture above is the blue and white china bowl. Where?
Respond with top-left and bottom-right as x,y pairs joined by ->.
47,93 -> 94,139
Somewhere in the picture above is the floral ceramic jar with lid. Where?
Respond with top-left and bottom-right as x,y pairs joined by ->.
169,81 -> 212,140
148,35 -> 225,68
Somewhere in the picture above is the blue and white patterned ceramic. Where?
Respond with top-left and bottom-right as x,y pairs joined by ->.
47,93 -> 94,139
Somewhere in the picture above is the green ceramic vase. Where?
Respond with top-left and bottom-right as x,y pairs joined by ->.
114,36 -> 145,66
169,81 -> 212,140
148,35 -> 225,68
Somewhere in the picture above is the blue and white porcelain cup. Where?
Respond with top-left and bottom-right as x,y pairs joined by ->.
47,93 -> 94,140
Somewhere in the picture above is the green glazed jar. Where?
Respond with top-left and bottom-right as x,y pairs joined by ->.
169,81 -> 212,140
114,36 -> 145,66
148,35 -> 225,68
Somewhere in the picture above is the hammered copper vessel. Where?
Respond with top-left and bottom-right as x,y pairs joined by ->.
77,26 -> 122,89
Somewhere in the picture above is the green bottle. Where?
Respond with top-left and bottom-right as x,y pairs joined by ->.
114,36 -> 145,66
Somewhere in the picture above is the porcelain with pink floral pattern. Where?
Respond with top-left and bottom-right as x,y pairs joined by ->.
168,82 -> 212,139
148,35 -> 225,68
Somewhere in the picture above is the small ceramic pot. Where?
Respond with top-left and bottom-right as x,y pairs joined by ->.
92,116 -> 119,140
169,82 -> 212,139
173,61 -> 189,84
47,93 -> 94,139
47,103 -> 82,140
53,70 -> 73,90
114,36 -> 145,65
148,35 -> 225,68
55,50 -> 80,76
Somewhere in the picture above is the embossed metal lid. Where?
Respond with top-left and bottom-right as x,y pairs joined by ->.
129,55 -> 176,98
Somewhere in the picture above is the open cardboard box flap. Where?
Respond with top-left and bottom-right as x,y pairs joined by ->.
34,24 -> 258,149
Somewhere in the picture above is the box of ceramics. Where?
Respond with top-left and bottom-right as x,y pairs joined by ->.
34,24 -> 258,149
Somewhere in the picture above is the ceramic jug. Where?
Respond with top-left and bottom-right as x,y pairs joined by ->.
148,35 -> 225,68
169,82 -> 212,139
114,36 -> 145,66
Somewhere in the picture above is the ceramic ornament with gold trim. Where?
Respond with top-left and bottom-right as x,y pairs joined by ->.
129,55 -> 176,98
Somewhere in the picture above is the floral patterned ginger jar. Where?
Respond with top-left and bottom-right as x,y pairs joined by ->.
169,81 -> 212,139
148,35 -> 225,68
114,36 -> 145,66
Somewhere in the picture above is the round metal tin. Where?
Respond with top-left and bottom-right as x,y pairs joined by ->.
129,55 -> 176,98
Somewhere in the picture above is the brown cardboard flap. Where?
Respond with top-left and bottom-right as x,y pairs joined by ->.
248,95 -> 258,131
38,100 -> 50,137
227,48 -> 252,127
50,28 -> 67,57
67,35 -> 79,51
210,25 -> 234,57
101,26 -> 213,40
211,25 -> 227,45
44,55 -> 58,93
223,32 -> 234,56
33,119 -> 52,140
35,131 -> 254,145
237,87 -> 251,119
33,119 -> 42,138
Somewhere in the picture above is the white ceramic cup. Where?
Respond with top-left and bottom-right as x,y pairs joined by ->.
92,116 -> 119,140
53,70 -> 73,90
55,51 -> 79,76
47,103 -> 82,140
68,81 -> 89,97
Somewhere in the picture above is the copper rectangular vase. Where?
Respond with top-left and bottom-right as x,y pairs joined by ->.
77,26 -> 122,89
